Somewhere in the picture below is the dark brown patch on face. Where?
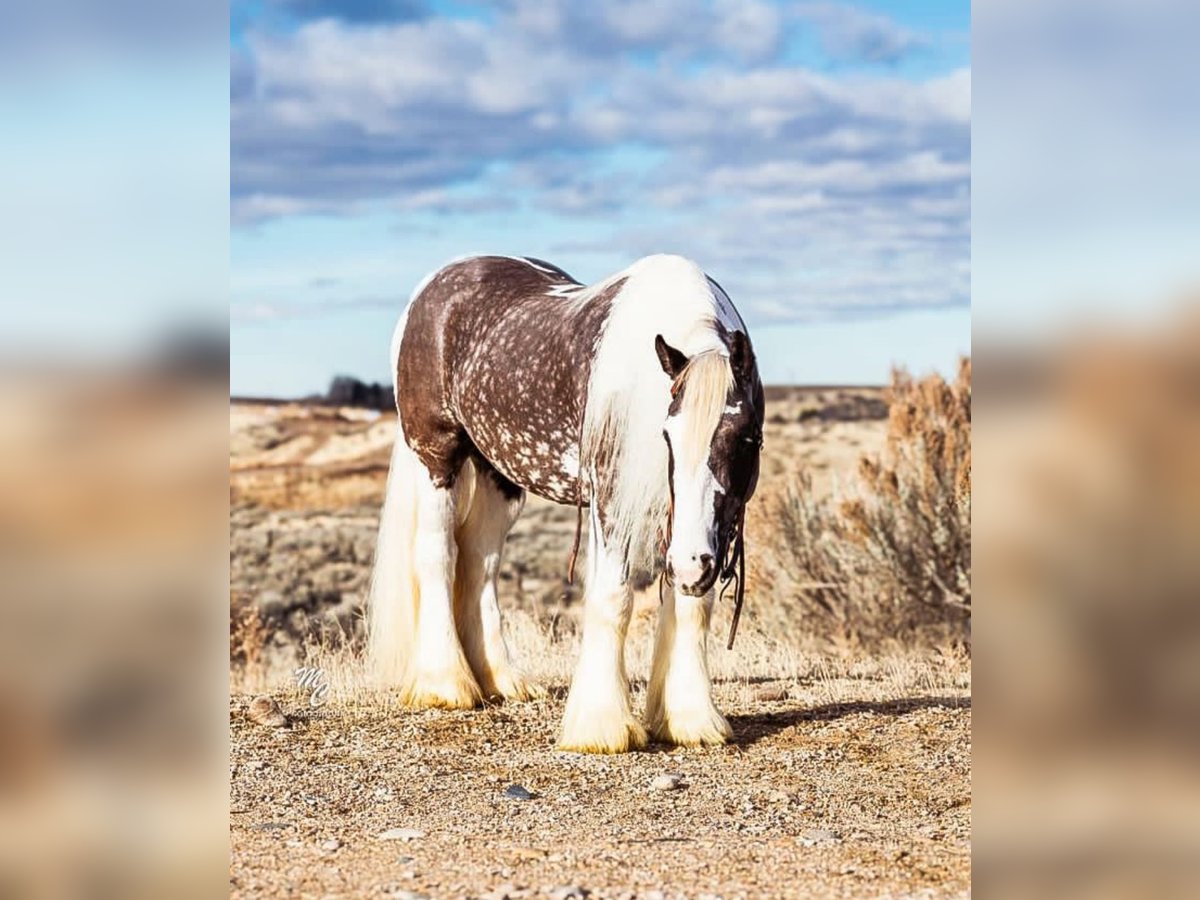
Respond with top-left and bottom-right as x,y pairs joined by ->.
661,329 -> 764,564
396,255 -> 624,502
710,335 -> 764,558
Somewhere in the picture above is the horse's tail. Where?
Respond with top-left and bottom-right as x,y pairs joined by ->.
368,305 -> 419,686
366,415 -> 421,686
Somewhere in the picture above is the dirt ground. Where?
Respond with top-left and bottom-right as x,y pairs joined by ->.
229,387 -> 971,898
230,680 -> 969,899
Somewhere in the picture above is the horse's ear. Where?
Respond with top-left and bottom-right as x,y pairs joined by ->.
729,330 -> 753,379
654,334 -> 688,379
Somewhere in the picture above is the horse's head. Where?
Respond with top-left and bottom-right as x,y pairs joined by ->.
655,331 -> 764,596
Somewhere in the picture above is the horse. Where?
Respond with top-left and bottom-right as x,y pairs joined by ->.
367,253 -> 764,753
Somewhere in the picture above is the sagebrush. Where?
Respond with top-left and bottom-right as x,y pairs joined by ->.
756,359 -> 971,646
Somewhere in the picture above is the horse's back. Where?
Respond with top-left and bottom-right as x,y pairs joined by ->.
395,256 -> 603,503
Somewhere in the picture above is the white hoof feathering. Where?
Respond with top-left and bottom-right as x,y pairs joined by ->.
400,654 -> 481,710
647,699 -> 732,747
483,666 -> 546,703
558,688 -> 648,754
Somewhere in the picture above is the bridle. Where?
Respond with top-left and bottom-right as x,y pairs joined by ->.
717,504 -> 747,650
657,498 -> 749,650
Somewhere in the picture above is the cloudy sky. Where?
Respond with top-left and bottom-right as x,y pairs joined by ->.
231,0 -> 970,396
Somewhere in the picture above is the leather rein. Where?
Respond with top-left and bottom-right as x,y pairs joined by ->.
718,505 -> 748,650
658,501 -> 749,650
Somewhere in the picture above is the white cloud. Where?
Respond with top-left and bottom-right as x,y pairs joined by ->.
231,2 -> 969,319
793,1 -> 927,64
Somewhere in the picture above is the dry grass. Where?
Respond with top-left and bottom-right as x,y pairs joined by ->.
230,595 -> 268,689
232,605 -> 970,723
755,361 -> 972,648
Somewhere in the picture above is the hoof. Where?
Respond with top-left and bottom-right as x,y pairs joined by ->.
399,665 -> 481,710
491,670 -> 547,703
558,706 -> 648,754
648,705 -> 732,748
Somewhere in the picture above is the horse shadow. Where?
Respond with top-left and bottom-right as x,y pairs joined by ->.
728,695 -> 970,748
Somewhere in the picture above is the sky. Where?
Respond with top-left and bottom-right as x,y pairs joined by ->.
230,0 -> 971,396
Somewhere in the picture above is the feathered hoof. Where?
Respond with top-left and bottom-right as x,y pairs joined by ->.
399,665 -> 481,710
649,705 -> 733,748
487,668 -> 547,703
558,707 -> 648,754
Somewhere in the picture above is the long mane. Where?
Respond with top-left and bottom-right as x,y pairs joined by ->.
579,254 -> 744,573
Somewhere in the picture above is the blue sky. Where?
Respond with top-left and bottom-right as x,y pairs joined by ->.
231,0 -> 970,396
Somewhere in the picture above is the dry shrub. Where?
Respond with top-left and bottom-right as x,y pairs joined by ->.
757,359 -> 971,647
230,592 -> 267,677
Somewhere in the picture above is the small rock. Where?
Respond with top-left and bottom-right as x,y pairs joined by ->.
250,821 -> 292,832
378,828 -> 426,842
480,887 -> 528,900
546,886 -> 589,899
380,888 -> 430,900
507,847 -> 548,862
504,784 -> 537,801
754,685 -> 789,702
800,828 -> 841,846
247,696 -> 288,728
395,855 -> 415,865
320,838 -> 342,852
650,774 -> 685,792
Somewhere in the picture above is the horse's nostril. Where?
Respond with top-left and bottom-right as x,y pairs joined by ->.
699,553 -> 713,571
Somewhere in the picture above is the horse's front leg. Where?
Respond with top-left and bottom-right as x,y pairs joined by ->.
645,587 -> 732,747
558,518 -> 647,753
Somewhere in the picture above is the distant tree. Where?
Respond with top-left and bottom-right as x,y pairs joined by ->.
325,375 -> 394,410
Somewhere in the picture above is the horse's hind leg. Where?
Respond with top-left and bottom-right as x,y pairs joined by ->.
403,463 -> 481,709
558,506 -> 648,753
453,471 -> 544,702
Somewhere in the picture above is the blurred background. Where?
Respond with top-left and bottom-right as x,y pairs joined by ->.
0,0 -> 228,897
973,1 -> 1200,897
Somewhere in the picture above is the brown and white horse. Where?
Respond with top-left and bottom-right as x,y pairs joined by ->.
368,254 -> 764,752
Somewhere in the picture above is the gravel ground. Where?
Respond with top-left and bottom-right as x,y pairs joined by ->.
230,679 -> 970,898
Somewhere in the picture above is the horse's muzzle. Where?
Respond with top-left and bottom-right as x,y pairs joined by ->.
672,553 -> 718,596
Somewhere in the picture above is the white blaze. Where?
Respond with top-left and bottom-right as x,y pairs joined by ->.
664,411 -> 723,589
